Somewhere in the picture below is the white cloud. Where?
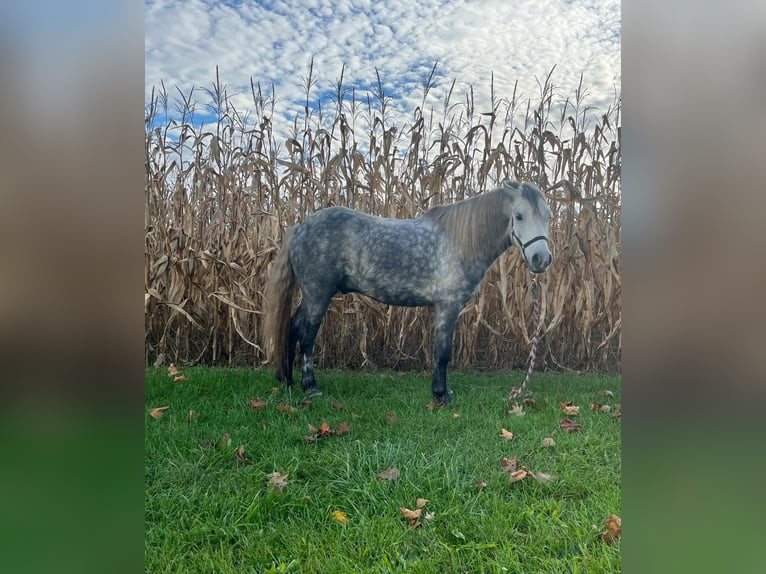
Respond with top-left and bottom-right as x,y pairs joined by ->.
146,0 -> 620,136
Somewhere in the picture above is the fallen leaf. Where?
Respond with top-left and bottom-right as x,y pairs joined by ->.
400,506 -> 423,527
385,411 -> 400,423
541,436 -> 556,447
249,398 -> 267,410
173,375 -> 187,382
601,514 -> 622,543
424,511 -> 435,521
267,472 -> 288,491
307,423 -> 319,433
531,471 -> 555,483
521,398 -> 537,407
336,422 -> 351,435
475,479 -> 487,490
416,498 -> 429,508
235,445 -> 249,462
222,432 -> 231,446
299,400 -> 312,408
424,401 -> 446,410
501,456 -> 519,473
499,428 -> 514,441
377,467 -> 400,481
509,469 -> 529,483
319,422 -> 331,436
330,510 -> 348,525
611,412 -> 622,420
271,386 -> 279,394
590,402 -> 611,413
331,400 -> 346,410
188,409 -> 195,421
560,418 -> 583,432
561,401 -> 580,416
303,434 -> 318,443
509,404 -> 525,416
167,363 -> 180,377
600,390 -> 615,397
149,406 -> 170,419
351,413 -> 361,420
452,412 -> 460,419
277,402 -> 298,413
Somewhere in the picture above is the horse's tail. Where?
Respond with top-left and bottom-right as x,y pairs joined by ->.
264,227 -> 297,380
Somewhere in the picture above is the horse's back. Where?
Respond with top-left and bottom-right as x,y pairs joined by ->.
289,206 -> 442,305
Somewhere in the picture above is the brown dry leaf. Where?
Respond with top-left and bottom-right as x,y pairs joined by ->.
222,432 -> 232,446
174,375 -> 187,382
600,390 -> 615,397
277,402 -> 298,413
385,411 -> 400,423
377,467 -> 400,481
149,406 -> 170,419
499,428 -> 514,441
298,400 -> 312,408
521,398 -> 537,407
267,471 -> 289,491
249,398 -> 267,411
416,498 -> 429,508
541,436 -> 556,447
560,418 -> 583,432
509,404 -> 525,416
319,422 -> 331,436
475,478 -> 487,490
336,422 -> 351,435
601,514 -> 622,543
235,445 -> 249,463
590,402 -> 611,413
561,402 -> 580,416
501,456 -> 519,473
611,412 -> 622,420
307,423 -> 319,434
167,363 -> 180,377
331,400 -> 346,410
508,469 -> 529,483
400,506 -> 423,527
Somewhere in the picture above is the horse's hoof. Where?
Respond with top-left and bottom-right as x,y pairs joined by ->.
305,387 -> 323,398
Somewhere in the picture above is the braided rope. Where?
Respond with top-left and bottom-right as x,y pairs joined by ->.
508,276 -> 542,404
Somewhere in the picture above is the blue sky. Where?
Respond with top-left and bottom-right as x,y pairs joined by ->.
145,0 -> 620,131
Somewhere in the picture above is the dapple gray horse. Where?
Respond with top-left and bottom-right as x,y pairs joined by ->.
264,180 -> 553,404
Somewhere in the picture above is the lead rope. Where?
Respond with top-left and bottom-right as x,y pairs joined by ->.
508,275 -> 542,404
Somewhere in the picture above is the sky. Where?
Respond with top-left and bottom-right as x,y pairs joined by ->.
145,0 -> 620,134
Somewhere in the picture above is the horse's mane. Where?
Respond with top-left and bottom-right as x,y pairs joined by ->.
422,188 -> 511,262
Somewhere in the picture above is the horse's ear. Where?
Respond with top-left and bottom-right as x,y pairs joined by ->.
502,180 -> 521,191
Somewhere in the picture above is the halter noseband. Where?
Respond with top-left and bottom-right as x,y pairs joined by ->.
512,229 -> 549,259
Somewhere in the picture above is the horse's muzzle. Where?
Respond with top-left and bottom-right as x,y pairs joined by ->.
530,251 -> 552,273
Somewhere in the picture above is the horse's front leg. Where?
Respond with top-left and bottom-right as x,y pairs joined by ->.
432,304 -> 460,404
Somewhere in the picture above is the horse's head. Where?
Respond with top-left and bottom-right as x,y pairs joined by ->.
503,181 -> 553,274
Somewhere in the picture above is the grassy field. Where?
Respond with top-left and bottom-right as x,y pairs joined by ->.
145,367 -> 621,573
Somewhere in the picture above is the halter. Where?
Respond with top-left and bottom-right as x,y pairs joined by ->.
512,229 -> 549,263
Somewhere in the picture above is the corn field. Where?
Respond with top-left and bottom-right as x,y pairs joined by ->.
145,66 -> 621,373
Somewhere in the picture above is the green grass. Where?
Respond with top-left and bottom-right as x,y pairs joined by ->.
146,367 -> 621,573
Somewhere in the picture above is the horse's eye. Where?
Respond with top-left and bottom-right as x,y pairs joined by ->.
515,214 -> 523,222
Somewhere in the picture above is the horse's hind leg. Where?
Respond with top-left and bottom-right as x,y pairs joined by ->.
291,293 -> 332,397
432,304 -> 460,404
